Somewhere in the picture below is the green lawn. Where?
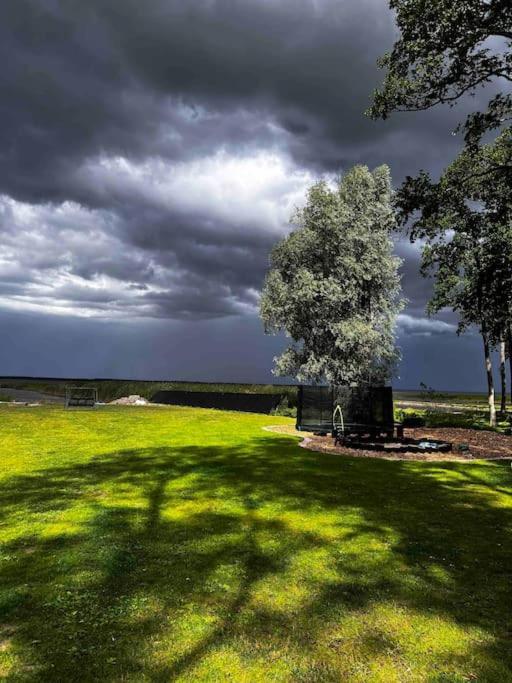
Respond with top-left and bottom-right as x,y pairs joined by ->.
1,406 -> 511,682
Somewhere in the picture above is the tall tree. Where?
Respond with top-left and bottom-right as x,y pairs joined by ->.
260,165 -> 403,386
508,329 -> 512,404
396,132 -> 512,425
420,215 -> 500,425
368,0 -> 512,148
368,2 -> 512,419
499,340 -> 507,413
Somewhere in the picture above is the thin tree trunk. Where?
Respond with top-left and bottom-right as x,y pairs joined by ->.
482,330 -> 496,427
499,340 -> 507,413
508,325 -> 512,404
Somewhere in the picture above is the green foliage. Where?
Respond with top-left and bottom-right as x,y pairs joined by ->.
1,405 -> 511,680
426,410 -> 511,432
396,130 -> 512,345
396,406 -> 511,433
394,408 -> 426,427
271,395 -> 297,418
260,165 -> 404,385
418,382 -> 449,401
368,2 -> 512,426
368,0 -> 512,146
394,132 -> 512,427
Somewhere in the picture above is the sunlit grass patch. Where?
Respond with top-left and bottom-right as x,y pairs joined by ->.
0,405 -> 511,681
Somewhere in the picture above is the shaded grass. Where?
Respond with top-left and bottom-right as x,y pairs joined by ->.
0,405 -> 511,681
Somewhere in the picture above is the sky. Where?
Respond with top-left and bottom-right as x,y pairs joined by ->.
0,0 -> 503,390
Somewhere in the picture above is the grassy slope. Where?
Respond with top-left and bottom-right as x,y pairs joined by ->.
1,406 -> 511,682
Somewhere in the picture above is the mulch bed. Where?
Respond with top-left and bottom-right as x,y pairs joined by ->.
265,425 -> 512,461
406,427 -> 512,460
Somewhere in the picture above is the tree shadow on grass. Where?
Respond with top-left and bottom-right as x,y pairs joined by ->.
0,436 -> 511,680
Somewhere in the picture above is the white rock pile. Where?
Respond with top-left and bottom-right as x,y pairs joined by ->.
109,395 -> 149,406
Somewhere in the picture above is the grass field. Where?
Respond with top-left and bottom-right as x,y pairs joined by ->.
1,406 -> 511,681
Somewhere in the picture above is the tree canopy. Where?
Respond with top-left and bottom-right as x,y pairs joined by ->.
368,0 -> 512,146
397,129 -> 512,327
260,165 -> 403,386
368,1 -> 512,421
395,131 -> 512,424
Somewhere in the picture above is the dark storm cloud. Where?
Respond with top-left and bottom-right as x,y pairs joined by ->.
0,0 -> 470,193
0,307 -> 492,391
0,0 -> 491,328
0,309 -> 288,383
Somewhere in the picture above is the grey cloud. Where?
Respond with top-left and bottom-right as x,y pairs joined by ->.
397,314 -> 457,337
0,308 -> 287,382
0,0 -> 499,382
0,0 -> 472,205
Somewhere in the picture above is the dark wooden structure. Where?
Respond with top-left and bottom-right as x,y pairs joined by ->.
65,386 -> 98,408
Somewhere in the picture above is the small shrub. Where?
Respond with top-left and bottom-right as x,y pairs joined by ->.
272,396 -> 297,418
418,382 -> 449,401
395,408 -> 426,427
402,415 -> 426,427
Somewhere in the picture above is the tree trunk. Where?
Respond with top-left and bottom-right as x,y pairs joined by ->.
499,340 -> 507,413
482,331 -> 496,427
508,325 -> 512,405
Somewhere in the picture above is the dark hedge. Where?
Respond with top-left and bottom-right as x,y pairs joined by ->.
151,390 -> 283,414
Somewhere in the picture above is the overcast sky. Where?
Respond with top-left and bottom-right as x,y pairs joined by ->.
0,0 -> 500,389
